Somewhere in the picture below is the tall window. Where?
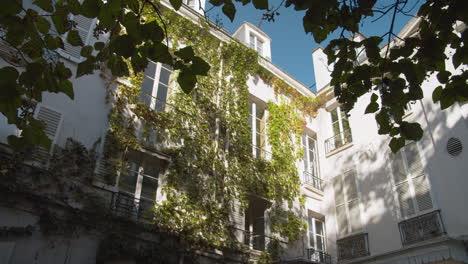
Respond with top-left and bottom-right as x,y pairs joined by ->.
391,142 -> 433,218
308,215 -> 327,261
250,102 -> 266,159
139,62 -> 172,111
326,107 -> 352,153
303,134 -> 318,177
249,33 -> 263,56
333,169 -> 362,236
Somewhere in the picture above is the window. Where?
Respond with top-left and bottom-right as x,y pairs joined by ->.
244,197 -> 268,251
249,33 -> 263,56
333,169 -> 362,236
308,216 -> 328,262
249,102 -> 267,159
326,107 -> 352,153
302,134 -> 322,190
391,142 -> 433,218
138,62 -> 172,111
113,151 -> 162,219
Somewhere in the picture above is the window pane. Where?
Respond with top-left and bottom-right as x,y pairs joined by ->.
139,76 -> 154,105
316,236 -> 324,251
342,118 -> 351,131
333,122 -> 341,135
309,233 -> 315,248
121,163 -> 138,193
249,34 -> 255,49
331,108 -> 339,122
140,176 -> 158,199
144,62 -> 157,76
303,135 -> 308,170
155,83 -> 168,111
315,220 -> 324,236
159,67 -> 171,85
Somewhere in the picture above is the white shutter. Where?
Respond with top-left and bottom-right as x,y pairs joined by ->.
32,105 -> 63,165
391,151 -> 407,183
336,204 -> 348,236
63,15 -> 94,60
333,177 -> 345,205
412,175 -> 433,211
396,182 -> 415,218
348,200 -> 362,232
344,170 -> 358,200
404,143 -> 424,176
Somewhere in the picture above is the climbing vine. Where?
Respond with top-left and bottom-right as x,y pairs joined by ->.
98,7 -> 323,262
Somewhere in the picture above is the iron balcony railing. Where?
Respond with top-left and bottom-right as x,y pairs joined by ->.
324,129 -> 352,154
110,191 -> 155,221
307,248 -> 332,264
337,233 -> 369,261
302,171 -> 323,191
399,210 -> 445,245
238,229 -> 285,253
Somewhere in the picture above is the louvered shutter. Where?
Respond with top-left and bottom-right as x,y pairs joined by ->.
32,106 -> 62,165
344,170 -> 358,200
336,204 -> 348,236
0,242 -> 15,264
391,151 -> 407,183
396,182 -> 415,218
404,143 -> 424,176
412,175 -> 433,211
333,178 -> 345,205
348,200 -> 362,232
62,15 -> 95,60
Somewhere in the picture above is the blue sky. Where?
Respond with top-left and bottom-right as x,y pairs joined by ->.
205,0 -> 424,91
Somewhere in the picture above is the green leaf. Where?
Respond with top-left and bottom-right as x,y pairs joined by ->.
432,86 -> 443,102
222,2 -> 236,22
67,30 -> 84,46
55,62 -> 73,80
400,122 -> 423,141
94,42 -> 105,50
35,16 -> 51,34
389,137 -> 405,153
52,13 -> 69,35
178,69 -> 197,94
170,0 -> 182,10
252,0 -> 268,10
59,80 -> 74,99
1,0 -> 22,16
111,35 -> 135,58
33,0 -> 54,12
365,102 -> 379,114
191,57 -> 210,76
45,35 -> 64,50
107,56 -> 129,77
81,0 -> 100,18
175,46 -> 195,62
80,45 -> 93,57
76,59 -> 96,77
371,93 -> 378,102
436,71 -> 451,84
142,21 -> 164,42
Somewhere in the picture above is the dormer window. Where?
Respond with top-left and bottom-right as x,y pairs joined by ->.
184,0 -> 196,8
249,33 -> 263,56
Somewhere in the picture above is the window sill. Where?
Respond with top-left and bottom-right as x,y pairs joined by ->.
325,143 -> 354,158
303,184 -> 324,196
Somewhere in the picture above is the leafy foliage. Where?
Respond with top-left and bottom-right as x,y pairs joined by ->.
0,0 -> 209,150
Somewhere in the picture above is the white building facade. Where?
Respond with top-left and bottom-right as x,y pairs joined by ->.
0,1 -> 467,263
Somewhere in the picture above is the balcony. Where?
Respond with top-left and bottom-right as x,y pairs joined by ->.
324,130 -> 352,155
307,248 -> 332,264
302,171 -> 323,191
110,191 -> 155,221
337,233 -> 369,260
399,210 -> 445,246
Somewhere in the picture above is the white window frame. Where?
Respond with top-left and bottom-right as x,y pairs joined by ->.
139,62 -> 172,111
119,156 -> 160,202
331,106 -> 351,139
249,33 -> 263,56
250,102 -> 267,159
390,142 -> 434,220
303,134 -> 319,178
308,216 -> 326,254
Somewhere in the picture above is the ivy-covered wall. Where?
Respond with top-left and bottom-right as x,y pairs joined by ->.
100,7 -> 327,261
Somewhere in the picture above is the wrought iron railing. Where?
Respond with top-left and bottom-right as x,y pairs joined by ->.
302,171 -> 323,191
238,229 -> 285,252
307,248 -> 332,264
399,210 -> 445,245
110,191 -> 155,221
337,233 -> 369,260
324,129 -> 352,154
